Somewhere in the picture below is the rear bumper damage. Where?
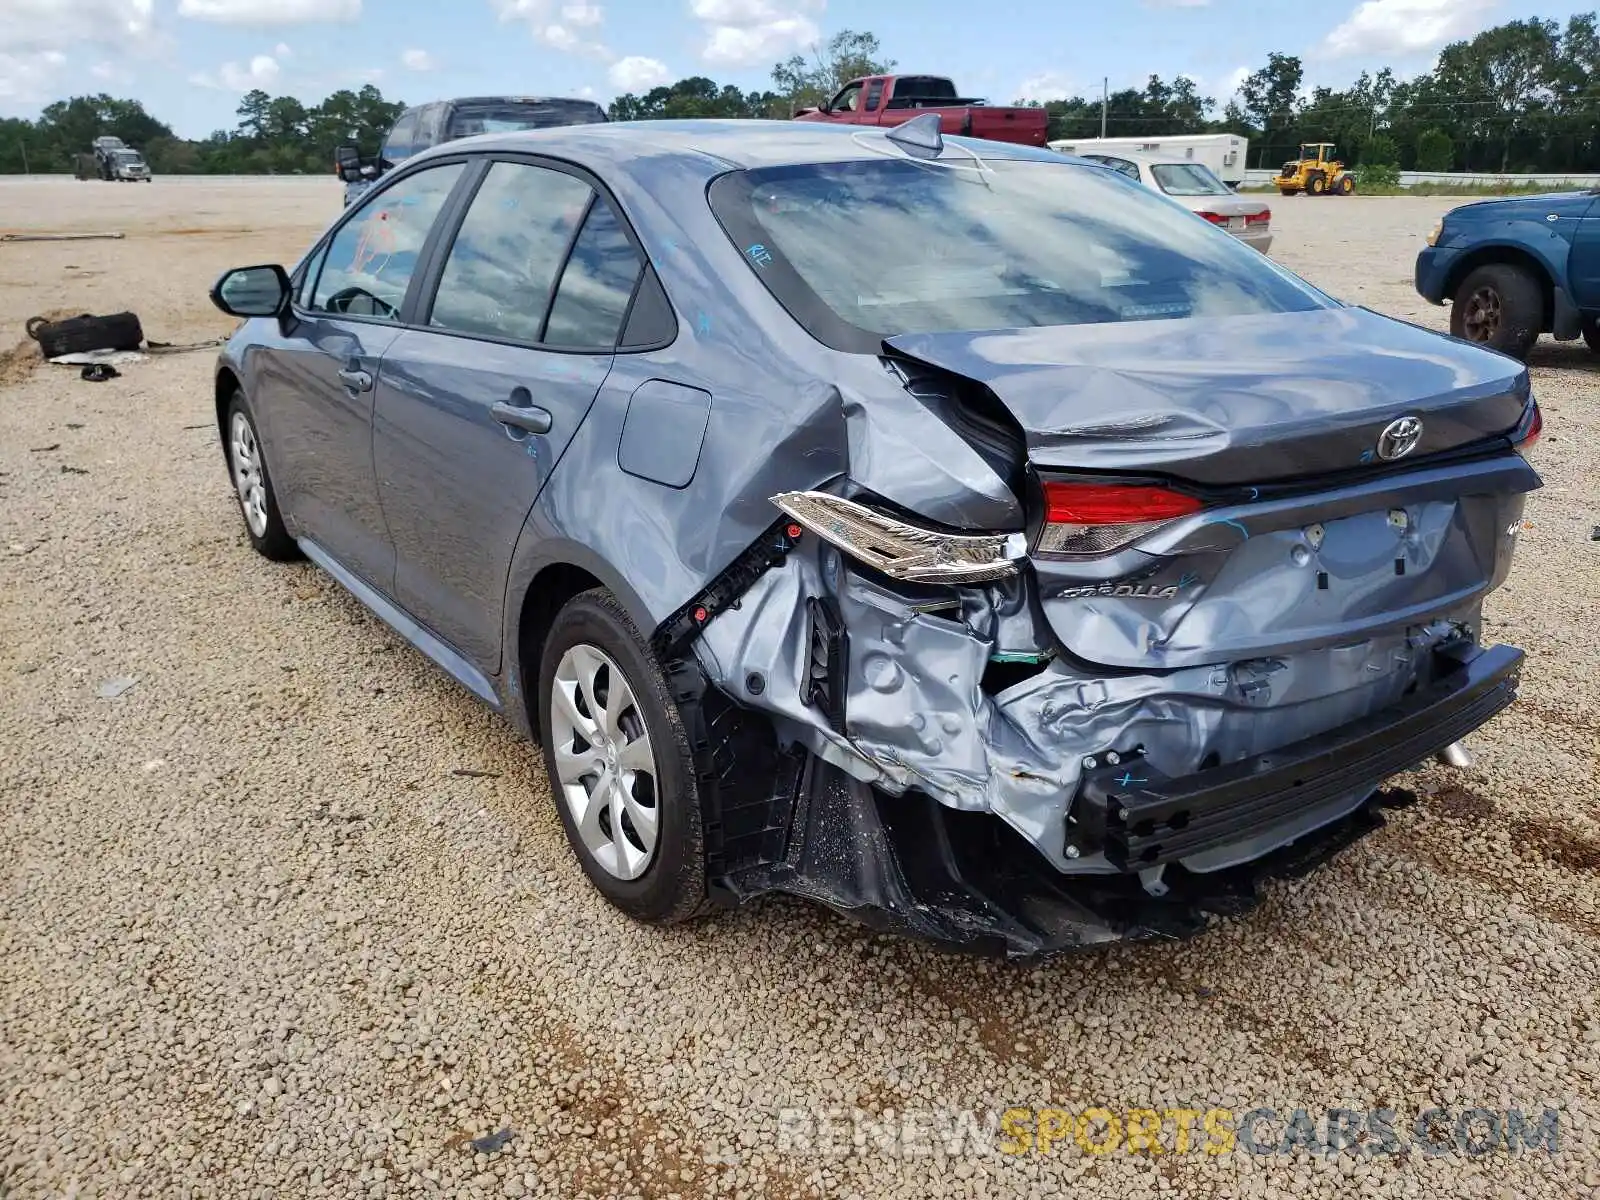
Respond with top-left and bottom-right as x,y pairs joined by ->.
658,495 -> 1527,956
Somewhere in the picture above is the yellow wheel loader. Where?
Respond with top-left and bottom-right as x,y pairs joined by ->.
1274,143 -> 1356,196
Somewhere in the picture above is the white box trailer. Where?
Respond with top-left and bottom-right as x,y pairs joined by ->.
1047,133 -> 1250,187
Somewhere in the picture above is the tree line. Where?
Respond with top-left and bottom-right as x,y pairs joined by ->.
0,16 -> 1595,176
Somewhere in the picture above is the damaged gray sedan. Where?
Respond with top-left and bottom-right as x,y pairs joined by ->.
208,117 -> 1540,955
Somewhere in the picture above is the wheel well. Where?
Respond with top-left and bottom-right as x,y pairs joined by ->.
516,563 -> 604,727
1442,245 -> 1554,330
214,367 -> 240,454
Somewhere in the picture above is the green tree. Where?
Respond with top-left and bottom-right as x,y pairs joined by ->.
771,30 -> 895,111
1415,128 -> 1453,171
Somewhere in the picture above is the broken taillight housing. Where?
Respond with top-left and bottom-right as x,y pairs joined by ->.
1246,209 -> 1271,226
771,491 -> 1024,584
1511,400 -> 1541,454
1036,481 -> 1204,557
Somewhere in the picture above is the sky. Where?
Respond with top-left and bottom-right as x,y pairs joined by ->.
0,0 -> 1584,137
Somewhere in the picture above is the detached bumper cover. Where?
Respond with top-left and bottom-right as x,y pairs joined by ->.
1073,642 -> 1523,869
700,642 -> 1523,957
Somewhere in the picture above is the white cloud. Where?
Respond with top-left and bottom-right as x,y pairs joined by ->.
401,48 -> 437,70
691,0 -> 820,67
492,0 -> 611,56
191,52 -> 281,90
0,0 -> 156,106
1321,0 -> 1497,58
561,1 -> 603,25
178,0 -> 360,22
608,55 -> 671,90
275,41 -> 292,56
1016,71 -> 1075,103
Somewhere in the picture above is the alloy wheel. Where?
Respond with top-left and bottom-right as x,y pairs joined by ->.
1461,286 -> 1501,342
229,411 -> 269,538
550,643 -> 660,881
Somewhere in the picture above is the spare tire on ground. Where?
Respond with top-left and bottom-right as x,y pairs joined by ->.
25,312 -> 145,360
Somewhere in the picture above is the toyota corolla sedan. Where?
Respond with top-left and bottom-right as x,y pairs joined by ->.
208,117 -> 1538,955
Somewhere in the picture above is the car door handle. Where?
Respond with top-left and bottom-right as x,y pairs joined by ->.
492,401 -> 553,435
337,367 -> 373,392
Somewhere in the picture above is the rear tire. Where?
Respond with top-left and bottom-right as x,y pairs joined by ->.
1450,264 -> 1542,360
1583,317 -> 1600,355
1307,173 -> 1328,196
1279,187 -> 1297,197
537,588 -> 708,925
1336,174 -> 1355,195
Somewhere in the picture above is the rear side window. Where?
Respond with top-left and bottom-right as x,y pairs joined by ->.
543,200 -> 644,348
864,80 -> 884,112
427,161 -> 594,343
310,162 -> 464,320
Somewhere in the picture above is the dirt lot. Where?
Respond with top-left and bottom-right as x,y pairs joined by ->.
2,178 -> 1598,1200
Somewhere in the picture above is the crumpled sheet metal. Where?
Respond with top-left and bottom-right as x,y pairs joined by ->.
694,541 -> 1474,873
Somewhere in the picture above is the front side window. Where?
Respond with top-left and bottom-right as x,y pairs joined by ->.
427,161 -> 595,343
543,199 -> 644,349
1150,163 -> 1230,196
710,156 -> 1328,350
831,83 -> 863,112
384,112 -> 419,161
310,162 -> 464,320
864,81 -> 884,112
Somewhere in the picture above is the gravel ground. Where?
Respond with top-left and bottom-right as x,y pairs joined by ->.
2,179 -> 1598,1200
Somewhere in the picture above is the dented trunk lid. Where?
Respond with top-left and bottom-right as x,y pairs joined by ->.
884,305 -> 1529,485
885,307 -> 1539,671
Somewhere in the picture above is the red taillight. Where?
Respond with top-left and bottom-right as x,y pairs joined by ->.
1194,211 -> 1229,225
1514,401 -> 1542,451
1038,482 -> 1204,557
1246,209 -> 1271,225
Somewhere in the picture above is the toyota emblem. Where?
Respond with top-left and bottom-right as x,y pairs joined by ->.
1376,416 -> 1424,461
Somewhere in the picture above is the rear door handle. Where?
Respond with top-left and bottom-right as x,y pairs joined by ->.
337,367 -> 373,392
492,401 -> 553,435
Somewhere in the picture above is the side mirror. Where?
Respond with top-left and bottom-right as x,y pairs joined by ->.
210,264 -> 292,318
335,144 -> 367,183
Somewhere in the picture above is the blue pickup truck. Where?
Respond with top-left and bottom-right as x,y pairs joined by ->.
1415,190 -> 1600,360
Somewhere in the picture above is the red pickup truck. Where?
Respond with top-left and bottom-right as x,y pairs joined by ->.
794,74 -> 1049,147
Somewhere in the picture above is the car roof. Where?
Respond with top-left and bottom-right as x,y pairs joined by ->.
411,118 -> 1073,176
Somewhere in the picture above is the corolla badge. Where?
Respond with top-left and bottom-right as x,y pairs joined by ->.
1376,415 -> 1424,461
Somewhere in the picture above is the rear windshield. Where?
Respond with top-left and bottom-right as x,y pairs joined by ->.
447,99 -> 607,139
1150,162 -> 1229,196
709,156 -> 1327,351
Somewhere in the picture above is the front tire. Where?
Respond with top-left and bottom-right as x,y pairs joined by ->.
538,588 -> 707,924
225,391 -> 298,561
1450,264 -> 1542,360
1307,173 -> 1328,196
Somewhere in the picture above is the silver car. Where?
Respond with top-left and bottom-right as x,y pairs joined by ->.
1081,151 -> 1273,253
207,118 -> 1535,956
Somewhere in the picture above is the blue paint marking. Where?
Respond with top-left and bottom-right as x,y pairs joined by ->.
745,242 -> 775,268
1359,448 -> 1376,463
1220,518 -> 1249,539
660,236 -> 678,254
697,311 -> 712,335
1116,772 -> 1147,788
1177,571 -> 1202,590
524,440 -> 539,459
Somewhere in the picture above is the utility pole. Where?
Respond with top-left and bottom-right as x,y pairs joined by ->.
1101,77 -> 1108,139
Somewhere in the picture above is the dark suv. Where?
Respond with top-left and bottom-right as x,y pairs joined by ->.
339,95 -> 607,205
